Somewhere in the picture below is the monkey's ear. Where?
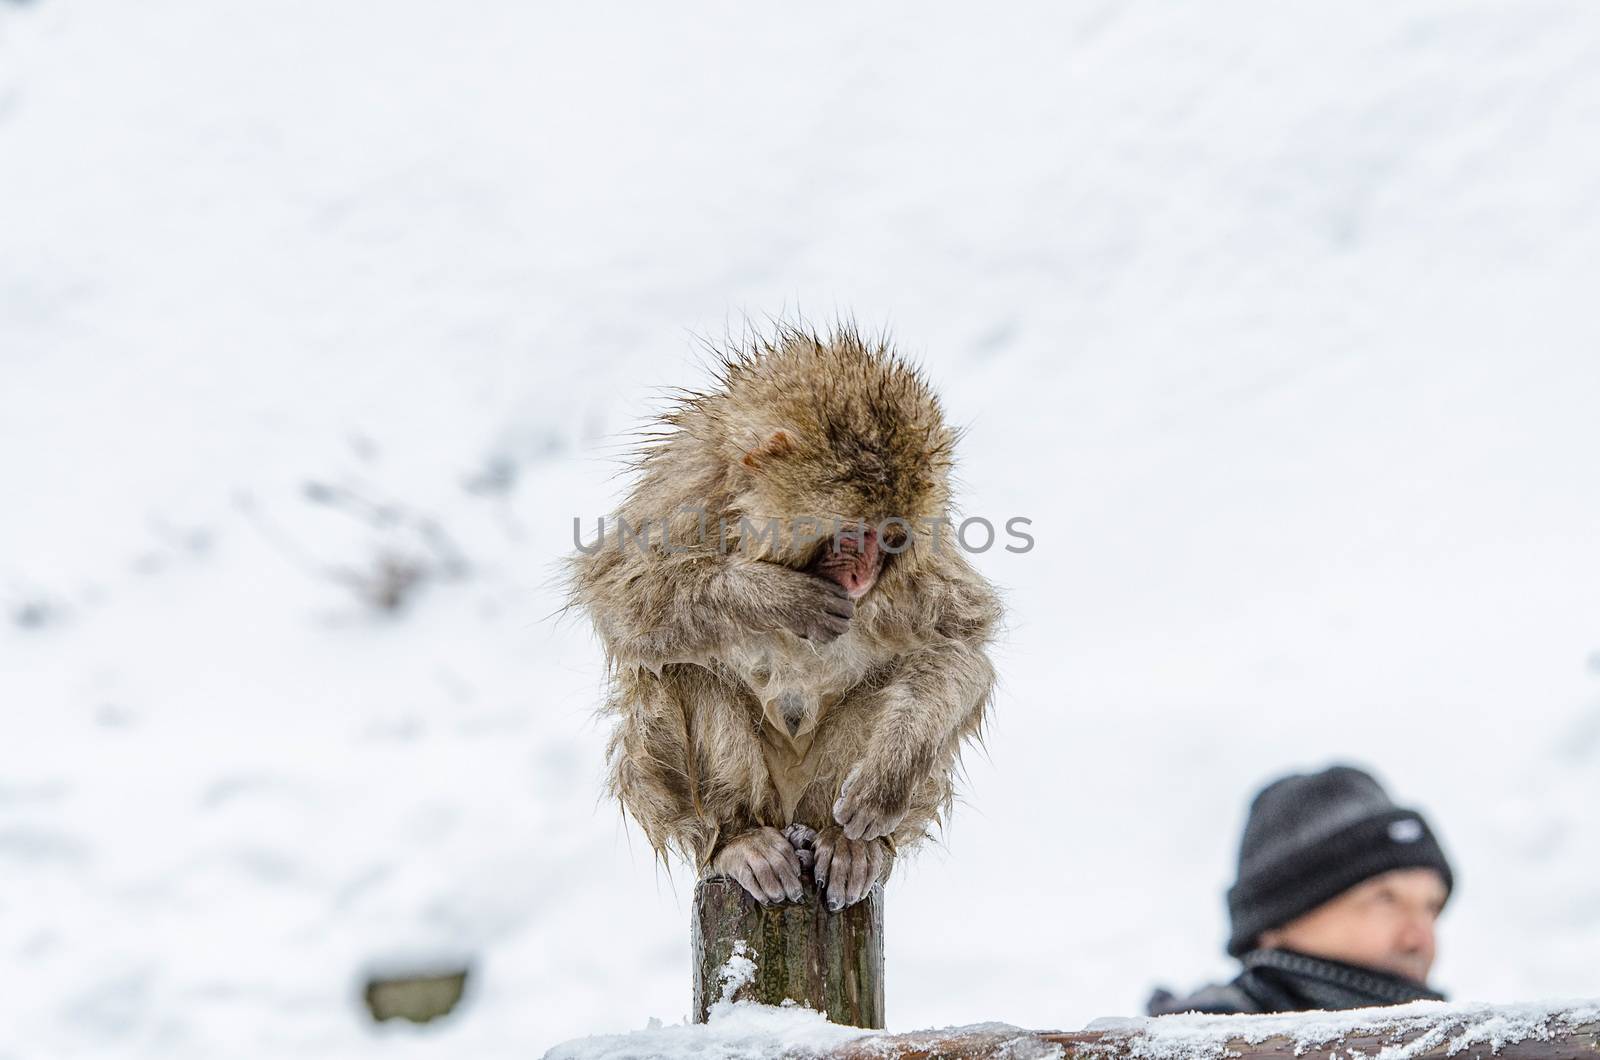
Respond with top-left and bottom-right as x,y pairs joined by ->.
740,430 -> 797,471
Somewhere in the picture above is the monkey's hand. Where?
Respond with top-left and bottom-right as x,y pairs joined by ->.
811,825 -> 889,912
783,823 -> 818,873
761,567 -> 854,645
710,826 -> 805,905
831,764 -> 910,842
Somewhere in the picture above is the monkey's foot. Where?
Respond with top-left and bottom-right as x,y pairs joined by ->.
811,826 -> 888,912
711,826 -> 805,905
831,764 -> 908,842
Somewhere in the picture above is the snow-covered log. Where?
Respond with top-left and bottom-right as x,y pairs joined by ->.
692,875 -> 884,1029
548,999 -> 1600,1059
550,999 -> 1600,1056
826,1000 -> 1600,1059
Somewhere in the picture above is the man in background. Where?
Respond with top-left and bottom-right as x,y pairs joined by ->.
1148,764 -> 1453,1015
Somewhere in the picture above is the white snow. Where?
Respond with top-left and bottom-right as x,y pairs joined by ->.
4,0 -> 1600,1057
1088,999 -> 1600,1060
543,1002 -> 871,1060
715,941 -> 758,1006
540,946 -> 870,1060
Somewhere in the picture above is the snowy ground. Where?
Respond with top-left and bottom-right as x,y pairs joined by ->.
4,1 -> 1600,1057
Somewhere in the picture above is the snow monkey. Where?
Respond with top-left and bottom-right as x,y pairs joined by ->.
567,322 -> 1003,911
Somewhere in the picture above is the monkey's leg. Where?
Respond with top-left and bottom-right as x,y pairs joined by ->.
711,826 -> 805,905
604,670 -> 710,859
617,667 -> 799,906
607,666 -> 787,870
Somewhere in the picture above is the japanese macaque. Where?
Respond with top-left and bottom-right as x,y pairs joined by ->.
567,322 -> 1003,911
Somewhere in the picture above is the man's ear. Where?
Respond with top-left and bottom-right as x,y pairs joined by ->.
741,429 -> 797,470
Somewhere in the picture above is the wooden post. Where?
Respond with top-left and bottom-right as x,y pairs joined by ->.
692,874 -> 885,1028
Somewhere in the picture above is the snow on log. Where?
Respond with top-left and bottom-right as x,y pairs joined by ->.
692,875 -> 885,1029
833,999 -> 1600,1059
546,999 -> 1600,1059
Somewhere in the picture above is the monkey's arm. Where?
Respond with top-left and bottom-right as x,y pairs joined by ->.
573,546 -> 852,669
832,634 -> 997,841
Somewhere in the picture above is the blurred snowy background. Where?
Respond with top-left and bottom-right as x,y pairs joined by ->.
3,0 -> 1599,1056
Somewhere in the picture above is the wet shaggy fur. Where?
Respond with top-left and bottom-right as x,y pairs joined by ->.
566,322 -> 1004,882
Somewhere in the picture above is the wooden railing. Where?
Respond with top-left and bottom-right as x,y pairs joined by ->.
688,877 -> 1600,1059
828,1006 -> 1600,1058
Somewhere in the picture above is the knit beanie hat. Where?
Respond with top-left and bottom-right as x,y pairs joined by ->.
1226,764 -> 1453,958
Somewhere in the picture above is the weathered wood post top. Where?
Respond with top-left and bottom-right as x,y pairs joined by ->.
692,874 -> 884,1029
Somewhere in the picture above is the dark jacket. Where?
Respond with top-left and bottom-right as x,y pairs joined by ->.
1147,948 -> 1446,1016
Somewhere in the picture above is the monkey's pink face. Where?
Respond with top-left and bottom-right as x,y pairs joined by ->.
807,526 -> 885,600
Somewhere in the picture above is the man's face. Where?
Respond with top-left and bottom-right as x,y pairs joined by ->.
1256,867 -> 1448,984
